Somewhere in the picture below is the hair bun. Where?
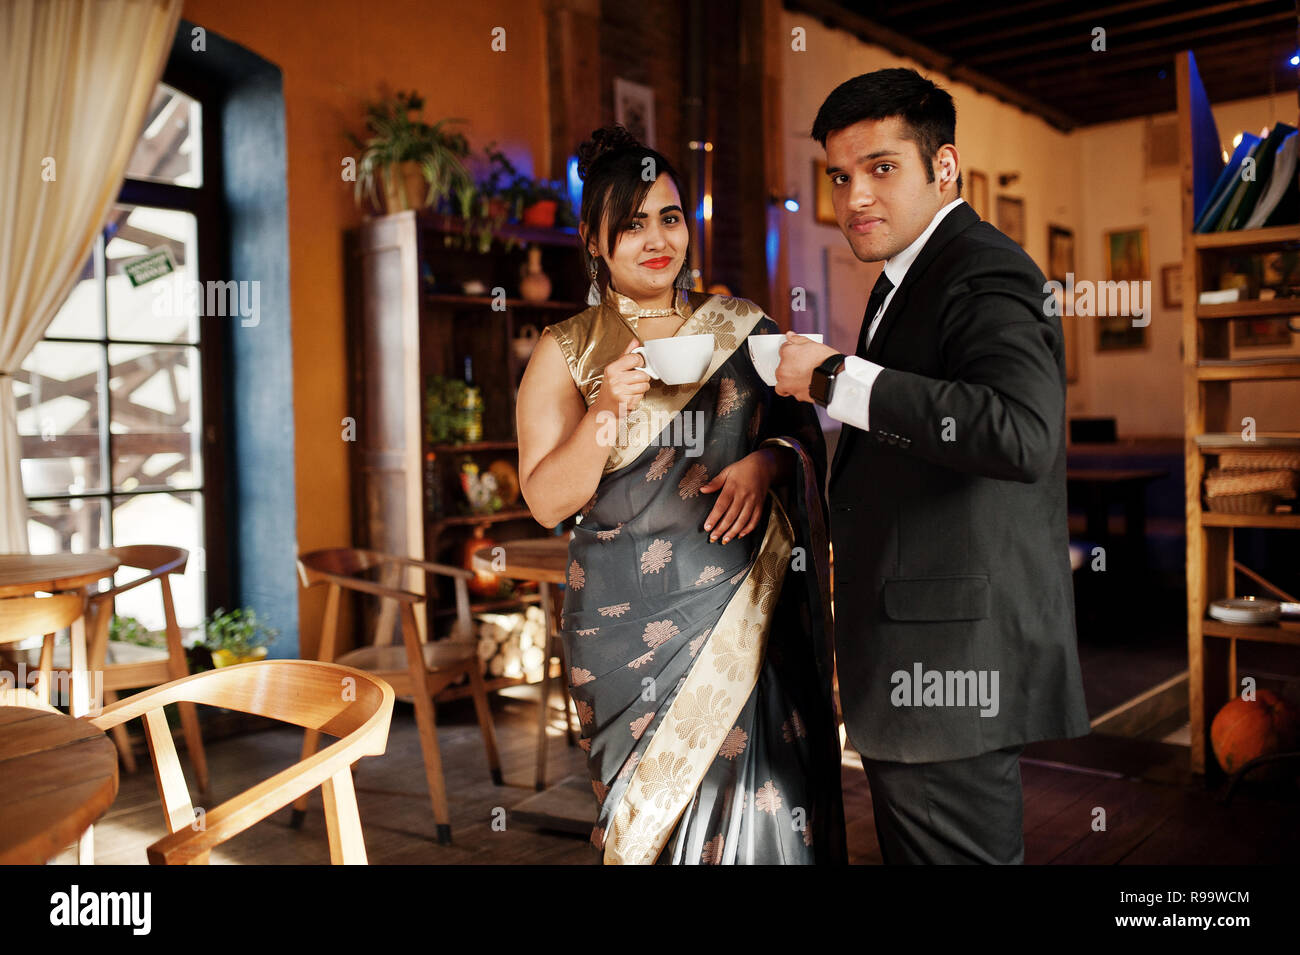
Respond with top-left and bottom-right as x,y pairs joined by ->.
576,124 -> 641,180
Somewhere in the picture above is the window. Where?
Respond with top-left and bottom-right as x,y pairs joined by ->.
15,82 -> 223,631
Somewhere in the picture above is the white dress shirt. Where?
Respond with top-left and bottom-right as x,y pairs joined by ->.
827,197 -> 966,432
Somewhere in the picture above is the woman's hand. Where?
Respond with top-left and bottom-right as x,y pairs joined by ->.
699,449 -> 780,544
593,337 -> 652,421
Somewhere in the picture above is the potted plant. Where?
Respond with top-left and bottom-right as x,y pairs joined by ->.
201,607 -> 277,668
349,90 -> 472,215
109,614 -> 164,649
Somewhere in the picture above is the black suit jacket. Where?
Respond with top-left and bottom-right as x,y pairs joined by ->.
828,201 -> 1090,763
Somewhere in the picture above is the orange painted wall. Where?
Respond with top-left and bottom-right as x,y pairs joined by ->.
180,0 -> 550,652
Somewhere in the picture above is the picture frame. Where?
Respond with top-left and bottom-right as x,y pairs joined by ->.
997,195 -> 1025,245
613,77 -> 656,148
1161,263 -> 1182,309
968,170 -> 989,222
1047,224 -> 1073,282
1097,227 -> 1150,351
1104,226 -> 1149,282
813,159 -> 837,225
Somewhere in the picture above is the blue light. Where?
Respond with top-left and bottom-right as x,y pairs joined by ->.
783,198 -> 800,213
566,156 -> 583,218
1291,54 -> 1299,67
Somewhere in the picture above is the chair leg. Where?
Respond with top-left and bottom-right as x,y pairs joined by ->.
321,766 -> 368,864
467,661 -> 503,785
290,729 -> 321,827
103,689 -> 138,774
177,700 -> 210,802
410,684 -> 453,844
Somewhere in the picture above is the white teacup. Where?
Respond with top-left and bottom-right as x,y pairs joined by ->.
747,333 -> 823,386
632,334 -> 714,385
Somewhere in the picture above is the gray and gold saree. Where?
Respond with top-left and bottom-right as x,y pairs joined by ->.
547,289 -> 846,865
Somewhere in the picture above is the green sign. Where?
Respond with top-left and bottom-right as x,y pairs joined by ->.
123,247 -> 176,288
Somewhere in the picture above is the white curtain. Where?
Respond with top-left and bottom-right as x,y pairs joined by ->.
0,0 -> 183,551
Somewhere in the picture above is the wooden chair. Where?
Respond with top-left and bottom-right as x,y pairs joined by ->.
0,592 -> 86,711
295,547 -> 502,844
90,659 -> 394,864
80,545 -> 209,797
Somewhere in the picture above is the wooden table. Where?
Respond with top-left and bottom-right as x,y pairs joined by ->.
472,538 -> 573,789
0,552 -> 120,719
1066,468 -> 1168,560
0,706 -> 118,864
472,536 -> 594,837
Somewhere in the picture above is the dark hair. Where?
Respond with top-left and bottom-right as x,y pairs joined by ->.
576,125 -> 690,294
810,68 -> 961,194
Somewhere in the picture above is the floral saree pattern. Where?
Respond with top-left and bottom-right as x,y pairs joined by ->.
549,292 -> 846,865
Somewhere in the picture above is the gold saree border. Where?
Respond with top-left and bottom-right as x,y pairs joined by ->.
602,296 -> 768,474
602,495 -> 796,865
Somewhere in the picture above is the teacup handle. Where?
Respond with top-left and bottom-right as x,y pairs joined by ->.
631,345 -> 661,380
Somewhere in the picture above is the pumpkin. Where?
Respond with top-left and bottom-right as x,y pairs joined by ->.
1210,689 -> 1300,779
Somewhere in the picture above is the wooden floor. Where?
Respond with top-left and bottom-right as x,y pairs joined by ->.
65,689 -> 1300,865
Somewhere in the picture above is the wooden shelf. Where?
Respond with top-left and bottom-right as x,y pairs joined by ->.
423,292 -> 582,312
419,213 -> 580,248
430,507 -> 535,528
430,592 -> 542,618
1202,618 -> 1300,646
1192,224 -> 1300,251
1178,50 -> 1300,777
1197,299 -> 1300,319
1196,358 -> 1300,380
1195,432 -> 1300,449
428,440 -> 518,453
1201,511 -> 1300,529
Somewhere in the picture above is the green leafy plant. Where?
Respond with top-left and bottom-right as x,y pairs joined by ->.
425,375 -> 468,445
201,607 -> 277,659
349,90 -> 472,213
110,614 -> 163,648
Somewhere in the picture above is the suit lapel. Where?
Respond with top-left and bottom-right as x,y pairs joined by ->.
864,201 -> 979,363
829,201 -> 980,488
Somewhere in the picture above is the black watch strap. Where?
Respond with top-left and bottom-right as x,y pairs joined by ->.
810,354 -> 847,406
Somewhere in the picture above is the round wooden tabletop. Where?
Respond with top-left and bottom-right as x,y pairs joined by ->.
0,706 -> 119,864
472,537 -> 569,585
0,552 -> 120,598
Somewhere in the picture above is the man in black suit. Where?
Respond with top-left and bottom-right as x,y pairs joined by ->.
776,68 -> 1089,864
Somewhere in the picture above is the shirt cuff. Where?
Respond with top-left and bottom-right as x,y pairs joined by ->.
825,355 -> 885,432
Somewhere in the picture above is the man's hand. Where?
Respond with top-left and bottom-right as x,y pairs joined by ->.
775,331 -> 838,402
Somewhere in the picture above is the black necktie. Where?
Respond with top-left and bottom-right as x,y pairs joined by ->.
854,272 -> 895,358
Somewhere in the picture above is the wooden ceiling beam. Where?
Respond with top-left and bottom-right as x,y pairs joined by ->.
905,0 -> 1069,38
982,10 -> 1294,71
944,0 -> 1180,53
787,0 -> 1079,129
1016,33 -> 1284,94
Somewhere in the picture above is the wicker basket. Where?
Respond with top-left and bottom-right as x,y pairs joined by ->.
1218,449 -> 1300,471
1204,467 -> 1297,514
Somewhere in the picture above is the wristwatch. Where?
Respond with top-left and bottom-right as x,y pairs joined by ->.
810,353 -> 847,407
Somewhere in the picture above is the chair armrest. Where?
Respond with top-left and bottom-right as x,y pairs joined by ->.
315,573 -> 424,604
396,556 -> 476,581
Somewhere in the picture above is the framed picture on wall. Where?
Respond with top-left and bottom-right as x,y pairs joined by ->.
813,159 -> 837,225
1047,224 -> 1073,282
997,195 -> 1025,245
1104,226 -> 1149,282
613,78 -> 656,147
968,170 -> 989,221
1098,227 -> 1149,351
1161,263 -> 1182,309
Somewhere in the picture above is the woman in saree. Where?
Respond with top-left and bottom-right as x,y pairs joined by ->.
517,125 -> 845,864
